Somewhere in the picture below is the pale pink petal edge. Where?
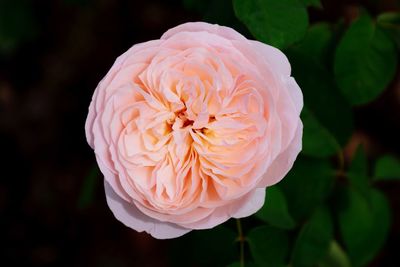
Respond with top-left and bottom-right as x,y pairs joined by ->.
179,188 -> 266,230
258,119 -> 303,187
286,77 -> 303,115
250,40 -> 291,77
161,21 -> 247,41
105,181 -> 191,239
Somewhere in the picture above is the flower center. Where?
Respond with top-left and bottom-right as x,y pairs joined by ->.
177,109 -> 194,128
166,107 -> 195,131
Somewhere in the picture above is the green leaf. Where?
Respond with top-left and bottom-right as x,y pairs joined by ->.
299,0 -> 321,8
301,107 -> 341,158
292,206 -> 334,267
169,225 -> 237,267
349,146 -> 368,177
318,241 -> 352,267
374,155 -> 400,181
337,187 -> 391,266
279,157 -> 335,221
233,0 -> 308,49
255,186 -> 295,229
247,226 -> 289,267
334,13 -> 398,105
289,23 -> 334,61
377,12 -> 400,49
287,23 -> 354,146
347,146 -> 371,198
77,166 -> 99,209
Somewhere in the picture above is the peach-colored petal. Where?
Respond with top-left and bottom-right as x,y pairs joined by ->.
105,181 -> 191,239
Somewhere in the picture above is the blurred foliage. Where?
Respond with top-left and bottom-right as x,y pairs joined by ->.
337,187 -> 391,266
377,12 -> 400,49
77,166 -> 100,210
319,241 -> 352,267
374,155 -> 400,181
233,0 -> 309,49
255,186 -> 295,229
172,0 -> 400,266
300,0 -> 321,8
0,0 -> 38,54
301,107 -> 341,157
334,13 -> 397,106
291,206 -> 333,267
247,226 -> 289,267
279,157 -> 334,222
347,146 -> 374,200
228,262 -> 258,267
169,225 -> 237,267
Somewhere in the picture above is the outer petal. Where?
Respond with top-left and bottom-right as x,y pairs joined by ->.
251,40 -> 291,76
105,181 -> 191,239
231,188 -> 266,218
161,22 -> 247,42
179,188 -> 265,230
286,77 -> 303,115
97,154 -> 131,201
258,119 -> 303,187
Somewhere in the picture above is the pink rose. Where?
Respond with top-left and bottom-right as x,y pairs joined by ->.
85,22 -> 303,239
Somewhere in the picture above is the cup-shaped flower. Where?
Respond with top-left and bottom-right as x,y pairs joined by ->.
85,22 -> 303,239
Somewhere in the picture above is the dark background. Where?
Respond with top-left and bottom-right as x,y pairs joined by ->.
1,0 -> 399,266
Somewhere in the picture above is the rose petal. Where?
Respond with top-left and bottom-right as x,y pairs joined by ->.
251,40 -> 291,76
286,77 -> 303,115
105,181 -> 191,239
161,22 -> 247,42
179,188 -> 265,229
258,119 -> 303,187
231,188 -> 266,218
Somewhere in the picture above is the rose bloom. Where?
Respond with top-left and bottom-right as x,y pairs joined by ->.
85,22 -> 303,239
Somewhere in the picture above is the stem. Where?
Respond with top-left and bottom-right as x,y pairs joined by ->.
236,219 -> 245,267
